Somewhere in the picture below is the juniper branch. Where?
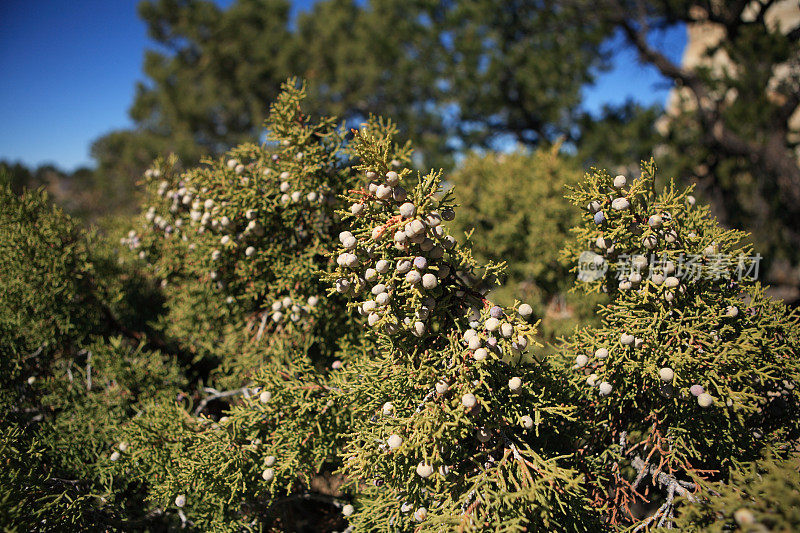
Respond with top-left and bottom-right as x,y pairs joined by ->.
193,386 -> 251,416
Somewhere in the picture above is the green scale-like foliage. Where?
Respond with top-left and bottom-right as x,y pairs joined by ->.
555,162 -> 800,530
120,84 -> 600,531
0,426 -> 113,532
125,80 -> 411,384
1,186 -> 107,388
6,80 -> 799,532
101,81 -> 415,529
664,450 -> 800,533
113,354 -> 356,531
0,186 -> 186,529
315,126 -> 599,531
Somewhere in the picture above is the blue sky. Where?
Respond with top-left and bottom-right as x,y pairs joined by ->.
0,1 -> 685,171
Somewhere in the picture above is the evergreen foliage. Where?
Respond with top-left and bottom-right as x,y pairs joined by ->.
317,124 -> 598,531
448,146 -> 603,342
666,451 -> 800,533
557,162 -> 800,529
125,79 -> 403,383
0,186 -> 183,529
90,0 -> 613,211
2,81 -> 798,532
573,0 -> 800,275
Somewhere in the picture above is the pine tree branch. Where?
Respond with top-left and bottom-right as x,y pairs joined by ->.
610,4 -> 707,100
609,0 -> 800,210
255,311 -> 269,341
177,509 -> 189,528
25,344 -> 44,361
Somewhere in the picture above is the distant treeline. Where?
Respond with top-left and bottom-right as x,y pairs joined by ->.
0,161 -> 105,220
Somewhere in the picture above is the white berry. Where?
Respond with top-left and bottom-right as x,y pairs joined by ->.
473,348 -> 488,361
648,214 -> 663,228
416,462 -> 434,478
342,236 -> 357,250
422,273 -> 437,290
396,260 -> 412,274
611,197 -> 630,211
462,393 -> 477,408
387,434 -> 403,449
376,184 -> 392,200
697,393 -> 714,407
406,270 -> 421,284
468,336 -> 482,350
399,202 -> 416,218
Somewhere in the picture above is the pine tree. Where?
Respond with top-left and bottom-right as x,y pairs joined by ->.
571,0 -> 800,277
557,162 -> 800,530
